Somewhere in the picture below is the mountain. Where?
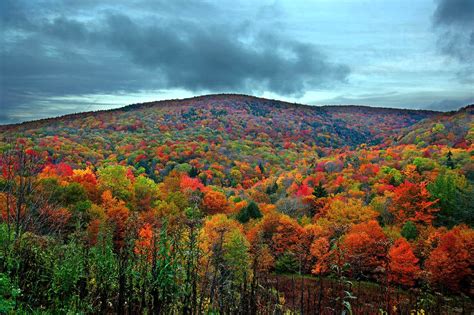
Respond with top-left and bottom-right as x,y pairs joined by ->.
0,94 -> 446,172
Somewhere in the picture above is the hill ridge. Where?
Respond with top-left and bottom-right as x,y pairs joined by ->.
0,93 -> 446,130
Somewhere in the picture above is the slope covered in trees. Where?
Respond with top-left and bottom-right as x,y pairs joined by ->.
0,94 -> 473,314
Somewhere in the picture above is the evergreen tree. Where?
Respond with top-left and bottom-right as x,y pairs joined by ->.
188,166 -> 199,178
236,201 -> 262,223
428,171 -> 474,227
313,182 -> 328,198
266,182 -> 278,195
446,150 -> 454,169
401,221 -> 418,241
275,252 -> 299,274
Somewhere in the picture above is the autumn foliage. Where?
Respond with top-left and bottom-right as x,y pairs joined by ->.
388,238 -> 420,286
389,180 -> 439,225
425,225 -> 474,292
0,96 -> 473,313
201,189 -> 229,215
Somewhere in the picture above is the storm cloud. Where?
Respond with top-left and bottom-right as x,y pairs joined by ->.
0,0 -> 349,123
433,0 -> 474,81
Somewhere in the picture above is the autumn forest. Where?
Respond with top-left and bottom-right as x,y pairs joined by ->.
0,94 -> 473,314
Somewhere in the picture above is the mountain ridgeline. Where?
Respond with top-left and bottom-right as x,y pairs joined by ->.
2,94 -> 470,174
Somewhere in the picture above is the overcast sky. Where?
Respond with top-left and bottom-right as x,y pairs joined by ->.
1,0 -> 473,124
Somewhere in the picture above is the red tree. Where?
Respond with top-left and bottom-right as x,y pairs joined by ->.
425,225 -> 474,292
388,238 -> 420,287
341,220 -> 389,280
389,180 -> 438,225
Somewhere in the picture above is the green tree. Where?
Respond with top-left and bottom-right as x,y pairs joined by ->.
313,182 -> 328,198
428,171 -> 474,227
151,222 -> 180,313
60,182 -> 88,206
413,157 -> 436,172
236,201 -> 262,223
275,252 -> 299,274
133,176 -> 159,211
381,166 -> 402,186
446,150 -> 455,169
401,221 -> 418,241
223,230 -> 250,285
98,165 -> 133,201
188,166 -> 199,178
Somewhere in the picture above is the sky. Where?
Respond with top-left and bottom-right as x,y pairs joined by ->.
1,0 -> 473,124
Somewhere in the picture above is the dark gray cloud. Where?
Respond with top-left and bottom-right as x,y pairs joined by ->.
0,0 -> 349,124
433,0 -> 474,26
432,0 -> 474,80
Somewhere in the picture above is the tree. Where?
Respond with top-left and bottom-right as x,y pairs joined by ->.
180,175 -> 204,192
316,198 -> 378,234
265,181 -> 278,195
98,165 -> 133,201
101,191 -> 130,251
236,201 -> 262,223
88,229 -> 119,313
428,171 -> 474,227
223,230 -> 250,286
275,252 -> 299,274
201,189 -> 229,215
188,166 -> 199,178
70,167 -> 99,201
425,225 -> 474,292
341,220 -> 389,280
446,150 -> 454,169
133,176 -> 159,211
310,237 -> 331,275
275,196 -> 310,218
401,221 -> 418,241
0,143 -> 48,239
312,182 -> 328,198
0,273 -> 20,313
271,215 -> 304,256
51,237 -> 87,311
134,223 -> 154,260
389,181 -> 439,225
388,238 -> 420,287
413,157 -> 436,172
59,182 -> 88,206
199,214 -> 249,312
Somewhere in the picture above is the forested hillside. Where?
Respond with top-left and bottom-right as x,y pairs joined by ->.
1,95 -> 473,314
0,95 -> 439,175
